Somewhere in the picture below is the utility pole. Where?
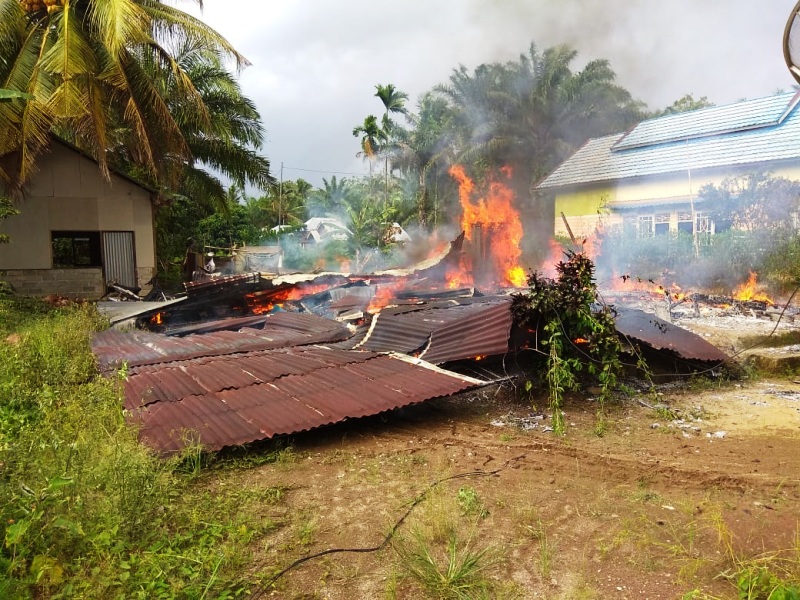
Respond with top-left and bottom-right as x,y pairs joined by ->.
278,161 -> 283,228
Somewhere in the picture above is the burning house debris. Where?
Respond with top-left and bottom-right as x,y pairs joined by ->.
93,232 -> 738,453
91,165 -> 760,454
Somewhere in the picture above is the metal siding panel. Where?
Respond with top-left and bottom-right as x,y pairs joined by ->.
102,231 -> 137,288
614,307 -> 729,363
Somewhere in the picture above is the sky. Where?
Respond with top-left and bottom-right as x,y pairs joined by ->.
181,0 -> 799,188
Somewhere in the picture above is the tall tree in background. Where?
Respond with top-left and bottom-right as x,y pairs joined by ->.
374,83 -> 409,205
352,115 -> 385,175
308,175 -> 352,216
435,43 -> 644,203
658,93 -> 714,116
157,41 -> 274,208
0,0 -> 267,197
392,93 -> 456,226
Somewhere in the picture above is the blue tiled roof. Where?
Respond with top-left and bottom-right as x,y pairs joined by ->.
537,92 -> 800,190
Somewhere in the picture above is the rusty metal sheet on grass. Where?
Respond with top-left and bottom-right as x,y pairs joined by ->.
127,347 -> 485,453
614,307 -> 729,363
92,312 -> 351,372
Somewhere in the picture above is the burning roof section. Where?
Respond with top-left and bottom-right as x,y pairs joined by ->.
124,346 -> 485,453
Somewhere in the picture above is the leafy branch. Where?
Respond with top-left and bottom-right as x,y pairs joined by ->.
512,250 -> 625,433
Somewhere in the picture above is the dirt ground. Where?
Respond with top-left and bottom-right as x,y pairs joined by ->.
205,367 -> 800,599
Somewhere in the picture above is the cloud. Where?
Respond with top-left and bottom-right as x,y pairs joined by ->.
182,0 -> 797,186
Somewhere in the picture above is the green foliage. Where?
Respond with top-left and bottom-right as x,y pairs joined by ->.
395,530 -> 494,599
512,251 -> 624,433
457,487 -> 488,519
0,0 -> 257,192
698,172 -> 800,234
0,299 -> 277,597
597,225 -> 698,283
196,202 -> 262,250
735,567 -> 800,599
0,197 -> 20,244
658,93 -> 714,116
763,234 -> 800,291
597,227 -> 790,293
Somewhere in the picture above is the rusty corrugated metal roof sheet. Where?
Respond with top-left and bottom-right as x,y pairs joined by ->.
351,297 -> 512,363
614,307 -> 729,363
125,347 -> 484,453
92,312 -> 351,372
164,314 -> 273,336
184,272 -> 262,296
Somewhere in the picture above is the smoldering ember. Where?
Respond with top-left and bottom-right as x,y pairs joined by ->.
92,162 -> 780,455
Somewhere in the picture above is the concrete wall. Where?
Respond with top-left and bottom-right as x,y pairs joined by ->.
0,141 -> 155,298
0,268 -> 104,299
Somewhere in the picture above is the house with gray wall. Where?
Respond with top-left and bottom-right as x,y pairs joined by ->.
0,138 -> 157,299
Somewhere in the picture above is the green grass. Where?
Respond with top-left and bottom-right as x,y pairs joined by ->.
394,530 -> 494,599
0,298 -> 281,597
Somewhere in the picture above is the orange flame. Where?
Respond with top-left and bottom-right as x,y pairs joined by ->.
245,282 -> 336,314
604,275 -> 689,302
449,165 -> 524,287
733,272 -> 773,305
150,312 -> 164,325
367,279 -> 409,314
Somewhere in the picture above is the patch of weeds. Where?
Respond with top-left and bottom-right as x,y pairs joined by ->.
214,440 -> 296,470
656,518 -> 706,582
597,522 -> 633,560
457,487 -> 488,519
0,301 -> 279,597
593,410 -> 609,437
394,529 -> 496,599
702,510 -> 800,599
523,517 -> 554,580
690,405 -> 713,420
296,513 -> 318,547
632,479 -> 662,504
499,432 -> 516,442
653,404 -> 679,421
275,445 -> 296,465
735,566 -> 800,599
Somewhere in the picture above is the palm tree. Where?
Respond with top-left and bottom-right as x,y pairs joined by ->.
392,93 -> 457,226
0,88 -> 32,102
352,114 -> 385,176
308,175 -> 351,216
431,42 -> 644,261
435,42 -> 644,203
114,40 -> 274,210
0,0 -> 251,194
374,84 -> 408,206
